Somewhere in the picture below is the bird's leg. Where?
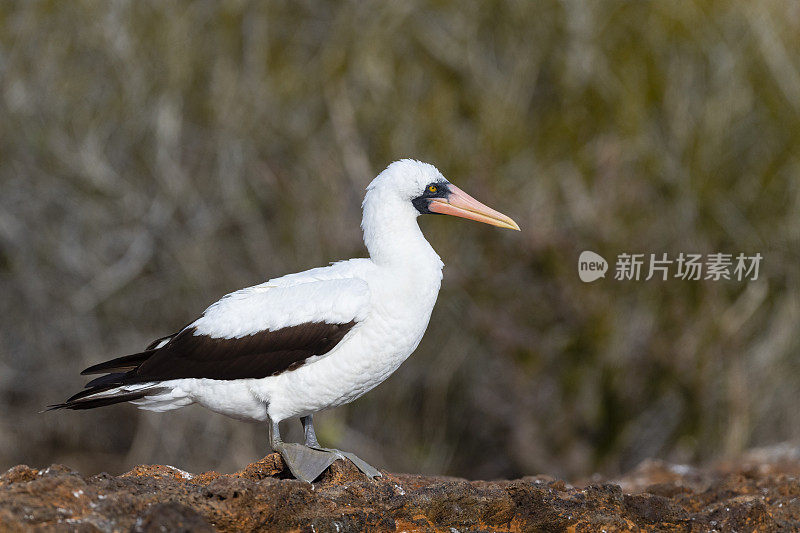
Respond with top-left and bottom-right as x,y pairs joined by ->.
301,414 -> 321,447
300,414 -> 382,479
268,418 -> 336,483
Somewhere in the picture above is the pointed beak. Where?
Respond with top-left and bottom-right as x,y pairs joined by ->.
428,185 -> 520,231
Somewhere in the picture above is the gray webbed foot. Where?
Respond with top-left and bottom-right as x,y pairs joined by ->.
300,414 -> 382,479
309,446 -> 382,479
273,442 -> 338,483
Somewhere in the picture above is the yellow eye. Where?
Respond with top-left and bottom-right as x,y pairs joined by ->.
428,185 -> 438,193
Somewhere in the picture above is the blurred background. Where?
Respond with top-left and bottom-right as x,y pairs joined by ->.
1,1 -> 799,481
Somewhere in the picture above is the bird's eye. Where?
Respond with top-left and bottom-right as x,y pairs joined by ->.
428,185 -> 438,193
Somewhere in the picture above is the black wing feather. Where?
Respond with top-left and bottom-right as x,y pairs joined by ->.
81,351 -> 154,375
128,321 -> 357,382
49,320 -> 357,411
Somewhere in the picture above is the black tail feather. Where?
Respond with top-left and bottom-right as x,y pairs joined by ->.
46,391 -> 150,411
47,330 -> 180,413
48,385 -> 170,411
67,383 -> 123,403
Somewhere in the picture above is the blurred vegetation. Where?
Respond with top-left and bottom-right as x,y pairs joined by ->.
0,1 -> 798,480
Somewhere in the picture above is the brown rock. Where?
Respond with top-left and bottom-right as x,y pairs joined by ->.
133,503 -> 214,533
2,449 -> 800,532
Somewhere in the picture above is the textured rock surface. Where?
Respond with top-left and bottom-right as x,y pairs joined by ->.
3,446 -> 800,532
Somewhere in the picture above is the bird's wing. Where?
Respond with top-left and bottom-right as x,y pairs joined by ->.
138,259 -> 373,350
82,277 -> 371,383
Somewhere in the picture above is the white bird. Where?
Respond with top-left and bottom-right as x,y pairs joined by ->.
51,159 -> 519,482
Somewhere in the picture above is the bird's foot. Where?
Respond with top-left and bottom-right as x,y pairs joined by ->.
274,443 -> 381,482
309,446 -> 382,479
273,442 -> 338,483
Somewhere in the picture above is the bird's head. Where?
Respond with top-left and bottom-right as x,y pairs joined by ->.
366,159 -> 520,231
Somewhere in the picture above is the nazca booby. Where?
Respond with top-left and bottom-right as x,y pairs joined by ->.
51,159 -> 520,482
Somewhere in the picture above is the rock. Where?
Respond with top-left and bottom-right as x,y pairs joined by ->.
2,448 -> 800,531
133,503 -> 214,533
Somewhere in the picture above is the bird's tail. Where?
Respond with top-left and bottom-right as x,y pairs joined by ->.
46,345 -> 182,412
45,383 -> 170,411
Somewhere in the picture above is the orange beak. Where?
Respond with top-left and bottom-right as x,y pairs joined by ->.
428,185 -> 520,231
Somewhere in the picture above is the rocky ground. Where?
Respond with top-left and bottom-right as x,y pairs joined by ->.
3,446 -> 800,532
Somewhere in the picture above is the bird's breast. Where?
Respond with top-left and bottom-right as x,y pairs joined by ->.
367,269 -> 441,344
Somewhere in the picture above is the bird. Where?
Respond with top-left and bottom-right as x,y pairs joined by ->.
49,159 -> 520,483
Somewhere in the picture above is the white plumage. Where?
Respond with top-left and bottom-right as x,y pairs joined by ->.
55,159 -> 518,480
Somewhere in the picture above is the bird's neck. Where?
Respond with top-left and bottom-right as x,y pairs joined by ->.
361,190 -> 444,273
